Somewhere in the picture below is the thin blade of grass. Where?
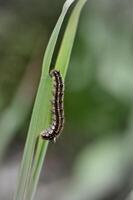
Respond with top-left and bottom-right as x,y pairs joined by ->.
14,1 -> 75,200
56,0 -> 87,76
25,0 -> 87,199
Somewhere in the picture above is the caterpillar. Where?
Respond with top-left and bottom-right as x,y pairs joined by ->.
40,69 -> 64,142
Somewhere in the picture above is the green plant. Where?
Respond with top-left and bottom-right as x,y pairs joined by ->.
14,0 -> 87,199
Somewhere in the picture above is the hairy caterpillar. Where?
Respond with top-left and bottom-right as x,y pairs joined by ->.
40,69 -> 64,142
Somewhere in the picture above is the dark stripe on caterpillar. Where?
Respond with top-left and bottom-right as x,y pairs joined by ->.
40,69 -> 65,142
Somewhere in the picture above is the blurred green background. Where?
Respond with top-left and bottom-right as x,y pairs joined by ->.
0,0 -> 133,200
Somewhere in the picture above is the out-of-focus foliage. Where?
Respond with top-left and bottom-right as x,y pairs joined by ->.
0,0 -> 133,200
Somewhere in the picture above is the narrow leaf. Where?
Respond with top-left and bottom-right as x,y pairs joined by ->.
14,1 -> 75,200
25,0 -> 87,199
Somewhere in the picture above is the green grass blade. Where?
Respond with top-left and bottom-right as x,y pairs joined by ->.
14,1 -> 75,200
25,0 -> 87,199
56,0 -> 87,77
